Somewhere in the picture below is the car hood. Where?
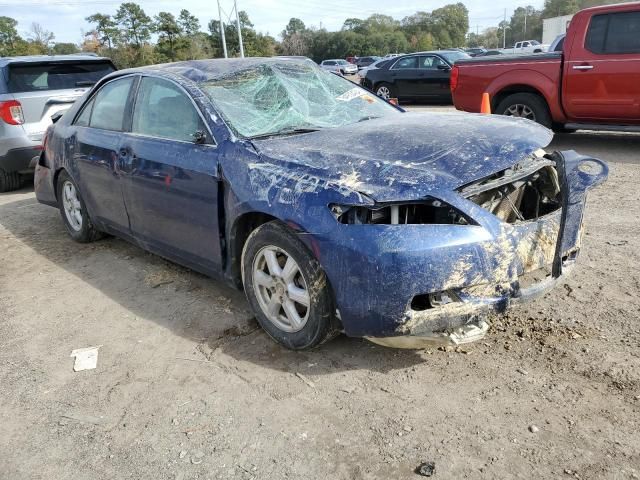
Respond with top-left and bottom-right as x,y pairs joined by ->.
251,112 -> 553,202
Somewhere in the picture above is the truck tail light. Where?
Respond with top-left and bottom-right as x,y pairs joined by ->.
0,100 -> 25,125
450,65 -> 459,93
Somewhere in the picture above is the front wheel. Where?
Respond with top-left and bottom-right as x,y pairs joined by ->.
495,93 -> 552,128
242,221 -> 337,350
56,170 -> 103,243
375,82 -> 395,100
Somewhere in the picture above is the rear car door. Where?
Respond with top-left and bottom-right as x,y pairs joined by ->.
563,10 -> 640,122
417,55 -> 452,100
389,56 -> 420,97
73,76 -> 135,235
6,60 -> 115,144
119,76 -> 223,272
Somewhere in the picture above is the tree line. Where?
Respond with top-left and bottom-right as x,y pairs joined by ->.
0,1 -> 469,66
468,0 -> 625,49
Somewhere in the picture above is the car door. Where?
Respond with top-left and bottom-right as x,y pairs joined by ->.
389,56 -> 420,97
416,55 -> 452,100
563,10 -> 640,122
72,75 -> 136,235
119,75 -> 223,272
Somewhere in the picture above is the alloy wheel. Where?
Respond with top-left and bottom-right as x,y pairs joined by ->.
252,245 -> 310,333
504,104 -> 536,121
62,180 -> 83,232
376,86 -> 391,99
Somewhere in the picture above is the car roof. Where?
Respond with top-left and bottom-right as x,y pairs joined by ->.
113,57 -> 319,84
0,54 -> 112,68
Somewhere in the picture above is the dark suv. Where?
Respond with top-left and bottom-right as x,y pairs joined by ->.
0,55 -> 115,191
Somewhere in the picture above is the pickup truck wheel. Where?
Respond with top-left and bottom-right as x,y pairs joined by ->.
496,93 -> 552,128
0,168 -> 21,193
375,82 -> 395,100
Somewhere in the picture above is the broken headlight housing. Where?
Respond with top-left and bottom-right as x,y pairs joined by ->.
330,199 -> 477,225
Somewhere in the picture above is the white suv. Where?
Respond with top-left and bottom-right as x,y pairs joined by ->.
0,55 -> 115,191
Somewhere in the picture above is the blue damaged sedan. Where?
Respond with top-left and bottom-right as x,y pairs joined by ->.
34,57 -> 607,350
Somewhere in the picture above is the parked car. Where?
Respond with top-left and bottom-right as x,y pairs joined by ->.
500,40 -> 550,54
465,47 -> 487,57
35,57 -> 607,350
361,50 -> 470,101
357,58 -> 391,77
452,2 -> 640,131
0,55 -> 116,192
355,56 -> 381,70
549,34 -> 566,52
474,49 -> 504,57
319,59 -> 358,75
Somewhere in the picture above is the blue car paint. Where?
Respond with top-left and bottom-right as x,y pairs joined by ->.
34,58 -> 608,341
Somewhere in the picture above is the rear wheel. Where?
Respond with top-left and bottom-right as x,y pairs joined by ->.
56,170 -> 102,243
242,221 -> 337,350
495,93 -> 552,128
375,82 -> 395,100
0,168 -> 21,193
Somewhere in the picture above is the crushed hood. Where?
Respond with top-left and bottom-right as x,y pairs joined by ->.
251,112 -> 553,202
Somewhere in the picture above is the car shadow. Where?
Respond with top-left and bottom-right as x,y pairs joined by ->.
0,195 -> 425,374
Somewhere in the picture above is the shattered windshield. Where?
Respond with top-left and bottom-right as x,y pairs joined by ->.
199,61 -> 401,139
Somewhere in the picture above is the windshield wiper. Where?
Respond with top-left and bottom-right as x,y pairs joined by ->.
75,81 -> 97,87
248,127 -> 321,140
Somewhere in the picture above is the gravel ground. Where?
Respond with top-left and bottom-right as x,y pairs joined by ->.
1,136 -> 639,479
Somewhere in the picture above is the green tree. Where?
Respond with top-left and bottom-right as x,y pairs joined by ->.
155,11 -> 181,60
0,16 -> 20,56
85,13 -> 118,52
115,2 -> 153,49
282,17 -> 306,37
52,42 -> 80,54
430,3 -> 469,48
177,9 -> 200,36
542,0 -> 580,18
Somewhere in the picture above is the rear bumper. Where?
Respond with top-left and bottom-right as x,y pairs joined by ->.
0,145 -> 42,173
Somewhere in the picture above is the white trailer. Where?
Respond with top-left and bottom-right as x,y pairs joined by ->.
542,14 -> 574,44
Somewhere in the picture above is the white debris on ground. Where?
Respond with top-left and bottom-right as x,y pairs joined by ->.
69,346 -> 101,372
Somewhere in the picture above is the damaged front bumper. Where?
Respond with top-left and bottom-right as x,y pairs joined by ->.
316,151 -> 608,349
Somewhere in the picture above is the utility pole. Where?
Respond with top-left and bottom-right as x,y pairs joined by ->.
217,0 -> 228,58
503,8 -> 507,49
234,0 -> 245,58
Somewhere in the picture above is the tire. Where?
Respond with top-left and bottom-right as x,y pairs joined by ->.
0,168 -> 22,193
241,221 -> 338,350
495,93 -> 552,128
375,82 -> 396,100
56,170 -> 103,243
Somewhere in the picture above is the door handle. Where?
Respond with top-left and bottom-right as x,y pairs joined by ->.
573,65 -> 594,70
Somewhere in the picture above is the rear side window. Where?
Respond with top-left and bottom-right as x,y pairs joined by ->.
132,77 -> 207,143
89,77 -> 134,132
393,57 -> 418,69
586,12 -> 640,54
6,61 -> 115,93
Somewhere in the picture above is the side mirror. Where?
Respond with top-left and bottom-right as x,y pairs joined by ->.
437,64 -> 451,71
192,130 -> 207,144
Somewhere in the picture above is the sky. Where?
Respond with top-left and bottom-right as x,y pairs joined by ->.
0,0 -> 545,44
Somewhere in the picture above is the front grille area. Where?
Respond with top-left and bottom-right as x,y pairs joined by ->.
462,164 -> 561,223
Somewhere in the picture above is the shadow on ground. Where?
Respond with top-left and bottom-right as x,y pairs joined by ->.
0,193 -> 425,375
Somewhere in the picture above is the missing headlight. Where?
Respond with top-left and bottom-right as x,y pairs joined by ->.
330,200 -> 477,225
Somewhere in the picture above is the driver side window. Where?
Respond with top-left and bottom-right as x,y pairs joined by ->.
132,77 -> 210,144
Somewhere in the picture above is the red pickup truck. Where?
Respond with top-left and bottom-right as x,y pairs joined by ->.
451,2 -> 640,132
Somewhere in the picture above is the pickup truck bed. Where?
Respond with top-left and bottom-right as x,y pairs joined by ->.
451,2 -> 640,132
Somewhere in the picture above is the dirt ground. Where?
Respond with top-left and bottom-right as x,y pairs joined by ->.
1,153 -> 640,479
